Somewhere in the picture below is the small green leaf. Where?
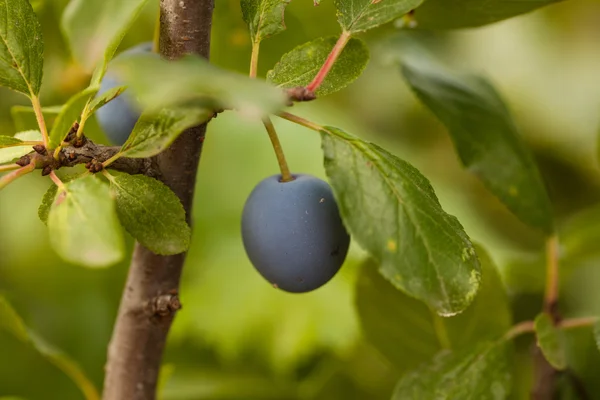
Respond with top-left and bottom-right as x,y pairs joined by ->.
334,0 -> 424,33
534,313 -> 567,370
112,53 -> 287,117
321,126 -> 480,316
11,105 -> 62,132
267,36 -> 369,97
88,85 -> 126,114
49,87 -> 99,148
39,183 -> 58,224
107,172 -> 191,255
0,0 -> 44,96
356,245 -> 511,371
392,340 -> 513,399
39,174 -> 81,224
119,106 -> 212,159
241,0 -> 292,44
413,0 -> 562,29
0,295 -> 100,400
0,136 -> 24,147
402,58 -> 553,233
0,131 -> 42,164
61,0 -> 150,79
48,175 -> 124,268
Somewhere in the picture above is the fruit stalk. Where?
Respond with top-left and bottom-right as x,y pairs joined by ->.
262,116 -> 293,182
101,1 -> 214,399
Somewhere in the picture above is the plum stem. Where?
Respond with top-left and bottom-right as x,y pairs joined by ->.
248,42 -> 292,182
263,116 -> 293,182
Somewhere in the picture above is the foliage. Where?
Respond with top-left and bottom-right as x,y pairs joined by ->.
1,0 -> 598,398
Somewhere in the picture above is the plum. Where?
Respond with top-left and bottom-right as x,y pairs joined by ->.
241,174 -> 350,293
95,42 -> 154,145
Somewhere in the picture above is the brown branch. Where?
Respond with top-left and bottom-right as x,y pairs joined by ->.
15,139 -> 159,177
101,1 -> 214,399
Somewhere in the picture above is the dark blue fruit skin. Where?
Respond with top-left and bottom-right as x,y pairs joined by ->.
241,174 -> 350,293
96,42 -> 154,145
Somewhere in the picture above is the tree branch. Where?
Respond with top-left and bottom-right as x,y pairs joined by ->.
101,1 -> 214,399
15,139 -> 159,177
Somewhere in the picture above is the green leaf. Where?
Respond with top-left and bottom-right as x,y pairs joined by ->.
392,340 -> 513,399
88,85 -> 126,114
267,36 -> 369,97
47,175 -> 124,268
334,0 -> 424,33
356,245 -> 511,370
119,106 -> 212,159
39,184 -> 58,224
534,313 -> 567,370
413,0 -> 562,29
107,172 -> 191,255
321,126 -> 480,316
401,58 -> 553,233
0,131 -> 42,164
241,0 -> 292,44
0,295 -> 100,400
355,260 -> 441,370
111,53 -> 287,117
39,174 -> 81,224
0,0 -> 44,96
61,0 -> 150,79
11,105 -> 62,132
0,136 -> 23,147
49,86 -> 99,148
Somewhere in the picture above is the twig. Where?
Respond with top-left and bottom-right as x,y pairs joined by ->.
544,235 -> 560,320
559,316 -> 598,330
504,320 -> 535,340
278,111 -> 323,131
0,164 -> 20,173
0,163 -> 35,190
533,234 -> 561,399
31,95 -> 49,147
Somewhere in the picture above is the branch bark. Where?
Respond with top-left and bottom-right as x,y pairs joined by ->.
102,1 -> 214,399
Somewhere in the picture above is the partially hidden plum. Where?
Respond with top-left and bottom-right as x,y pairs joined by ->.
95,42 -> 154,145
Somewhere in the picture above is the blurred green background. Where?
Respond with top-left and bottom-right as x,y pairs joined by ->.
2,0 -> 600,399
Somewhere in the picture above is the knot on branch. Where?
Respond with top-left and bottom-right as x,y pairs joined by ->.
19,138 -> 160,178
286,86 -> 316,103
145,293 -> 182,318
85,159 -> 104,173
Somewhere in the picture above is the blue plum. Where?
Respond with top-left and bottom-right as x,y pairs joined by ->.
241,174 -> 350,293
96,42 -> 154,145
